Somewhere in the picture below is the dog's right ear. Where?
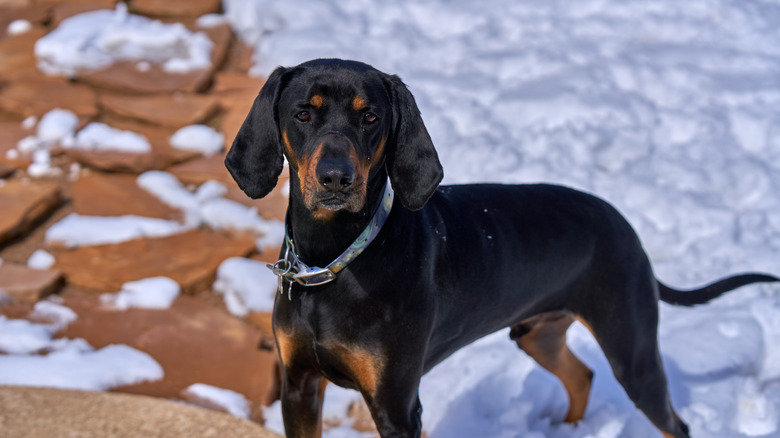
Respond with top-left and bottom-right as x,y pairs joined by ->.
225,67 -> 288,199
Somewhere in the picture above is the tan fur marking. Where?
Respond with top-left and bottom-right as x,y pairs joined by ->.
352,95 -> 366,111
330,343 -> 384,398
282,130 -> 297,163
312,207 -> 339,222
275,328 -> 296,366
310,94 -> 324,108
514,313 -> 593,423
370,136 -> 387,169
298,143 -> 324,209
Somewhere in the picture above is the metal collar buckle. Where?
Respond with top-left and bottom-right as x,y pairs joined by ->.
267,182 -> 394,300
292,266 -> 336,286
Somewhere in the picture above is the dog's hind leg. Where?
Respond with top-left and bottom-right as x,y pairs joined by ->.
580,274 -> 690,438
510,311 -> 594,422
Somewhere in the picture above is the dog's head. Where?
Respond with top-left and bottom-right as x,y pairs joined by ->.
225,59 -> 443,216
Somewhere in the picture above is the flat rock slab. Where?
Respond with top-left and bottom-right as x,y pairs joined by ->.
77,24 -> 231,94
0,5 -> 48,31
0,75 -> 99,118
0,162 -> 15,178
213,71 -> 261,93
214,87 -> 258,146
169,154 -> 289,222
100,92 -> 220,128
0,180 -> 61,245
72,172 -> 181,219
66,118 -> 200,173
0,386 -> 282,438
0,262 -> 63,301
54,230 -> 256,294
49,2 -> 115,26
131,0 -> 221,18
0,26 -> 46,82
59,293 -> 278,417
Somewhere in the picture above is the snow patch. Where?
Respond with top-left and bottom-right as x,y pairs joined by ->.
7,19 -> 32,36
35,3 -> 213,77
213,257 -> 277,316
69,122 -> 151,154
101,277 -> 180,310
169,124 -> 224,155
45,213 -> 186,248
183,383 -> 250,419
27,249 -> 55,270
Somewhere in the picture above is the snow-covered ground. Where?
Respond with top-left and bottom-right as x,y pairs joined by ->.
223,1 -> 780,437
1,1 -> 779,437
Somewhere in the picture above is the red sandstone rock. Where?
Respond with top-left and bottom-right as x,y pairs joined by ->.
0,180 -> 61,245
0,6 -> 48,34
0,262 -> 63,301
65,118 -> 200,173
130,0 -> 221,18
71,172 -> 181,220
100,92 -> 220,129
54,230 -> 256,294
77,24 -> 232,94
168,154 -> 289,222
213,71 -> 261,93
0,163 -> 14,178
0,76 -> 99,118
0,27 -> 47,82
49,2 -> 114,26
57,293 -> 277,421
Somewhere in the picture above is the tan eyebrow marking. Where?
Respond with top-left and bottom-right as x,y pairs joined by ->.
310,94 -> 324,108
352,95 -> 366,111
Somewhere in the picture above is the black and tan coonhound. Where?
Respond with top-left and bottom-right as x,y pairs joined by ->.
225,58 -> 779,438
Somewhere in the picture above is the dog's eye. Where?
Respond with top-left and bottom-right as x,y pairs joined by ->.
295,111 -> 311,122
363,112 -> 378,124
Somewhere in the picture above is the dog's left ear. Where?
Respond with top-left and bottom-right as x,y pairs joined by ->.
225,66 -> 288,199
383,74 -> 443,211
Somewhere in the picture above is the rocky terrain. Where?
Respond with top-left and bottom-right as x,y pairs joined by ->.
0,0 -> 311,435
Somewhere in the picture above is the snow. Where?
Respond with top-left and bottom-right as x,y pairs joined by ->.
0,342 -> 164,391
169,124 -> 225,155
2,0 -> 778,436
101,277 -> 180,310
213,257 -> 277,316
0,316 -> 57,355
35,2 -> 213,77
37,109 -> 79,144
45,213 -> 186,248
137,170 -> 284,234
29,300 -> 78,330
27,249 -> 55,270
223,1 -> 780,437
183,383 -> 250,419
0,298 -> 163,391
11,109 -> 79,177
7,19 -> 32,36
69,122 -> 151,153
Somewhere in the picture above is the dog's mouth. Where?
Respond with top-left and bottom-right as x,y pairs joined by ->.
309,189 -> 365,214
317,195 -> 349,211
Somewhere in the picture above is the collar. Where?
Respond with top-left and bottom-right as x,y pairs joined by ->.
267,182 -> 394,298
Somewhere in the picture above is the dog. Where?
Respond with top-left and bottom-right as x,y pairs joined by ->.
225,58 -> 779,438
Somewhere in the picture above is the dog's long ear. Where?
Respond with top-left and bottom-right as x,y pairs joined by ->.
225,67 -> 288,199
383,74 -> 443,211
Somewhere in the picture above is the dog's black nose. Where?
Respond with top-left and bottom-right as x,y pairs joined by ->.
316,159 -> 355,192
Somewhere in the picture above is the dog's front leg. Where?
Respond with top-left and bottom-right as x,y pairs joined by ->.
362,380 -> 424,438
280,367 -> 327,438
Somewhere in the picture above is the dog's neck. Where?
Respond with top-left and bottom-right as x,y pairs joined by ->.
286,174 -> 389,269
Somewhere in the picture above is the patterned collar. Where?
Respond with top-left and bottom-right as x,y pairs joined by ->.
267,182 -> 394,298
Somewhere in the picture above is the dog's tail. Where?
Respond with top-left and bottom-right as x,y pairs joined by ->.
658,273 -> 779,306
